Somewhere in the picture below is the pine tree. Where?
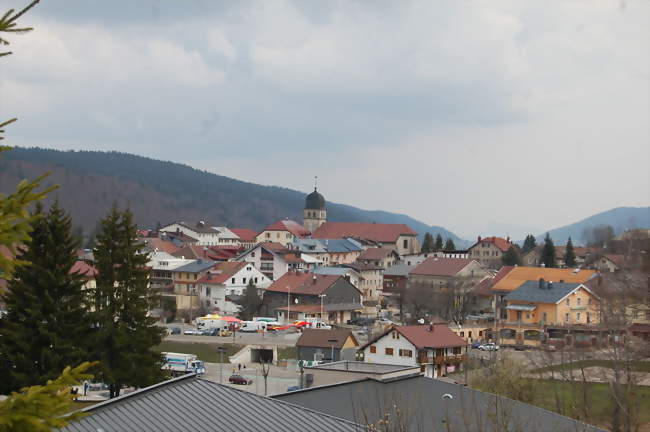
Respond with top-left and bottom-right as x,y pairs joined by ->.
443,238 -> 456,251
421,233 -> 433,254
236,280 -> 263,321
501,246 -> 522,266
541,233 -> 557,268
91,205 -> 166,398
522,234 -> 537,254
564,237 -> 577,268
434,234 -> 444,251
0,202 -> 92,394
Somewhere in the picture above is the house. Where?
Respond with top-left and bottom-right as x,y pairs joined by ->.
170,259 -> 216,311
355,247 -> 399,269
585,253 -> 626,273
70,260 -> 98,291
290,238 -> 364,265
299,361 -> 421,388
342,262 -> 385,311
141,236 -> 180,255
236,242 -> 293,281
448,322 -> 491,344
196,262 -> 272,314
262,272 -> 363,324
256,219 -> 311,246
523,245 -> 594,268
382,263 -> 414,317
159,221 -> 240,246
491,266 -> 597,321
146,250 -> 194,291
273,374 -> 606,432
408,257 -> 488,291
465,275 -> 495,318
229,228 -> 258,249
61,374 -> 360,432
312,222 -> 420,256
296,329 -> 359,362
312,266 -> 362,288
402,250 -> 469,266
467,236 -> 514,268
360,324 -> 468,378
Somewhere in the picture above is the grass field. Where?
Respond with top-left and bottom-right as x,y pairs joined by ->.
153,341 -> 244,363
528,379 -> 650,429
532,359 -> 650,373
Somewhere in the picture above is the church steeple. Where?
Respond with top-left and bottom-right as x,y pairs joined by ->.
304,178 -> 326,232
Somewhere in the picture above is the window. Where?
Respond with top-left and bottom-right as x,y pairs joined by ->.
254,277 -> 258,283
247,266 -> 251,271
565,313 -> 569,323
403,239 -> 408,249
265,233 -> 271,238
566,298 -> 570,306
587,312 -> 591,323
576,312 -> 581,321
243,278 -> 247,284
577,298 -> 581,306
588,298 -> 592,305
479,331 -> 482,337
251,252 -> 256,257
231,278 -> 235,284
542,312 -> 547,322
385,348 -> 394,355
526,312 -> 531,319
468,331 -> 472,338
206,287 -> 211,296
460,331 -> 464,337
399,349 -> 413,357
370,346 -> 376,354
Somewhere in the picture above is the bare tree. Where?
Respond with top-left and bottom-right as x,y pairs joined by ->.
259,359 -> 271,396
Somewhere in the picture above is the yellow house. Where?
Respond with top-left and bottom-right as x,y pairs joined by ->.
256,219 -> 311,247
504,280 -> 600,326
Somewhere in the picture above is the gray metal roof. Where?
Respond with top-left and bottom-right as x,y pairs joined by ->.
383,263 -> 415,276
313,266 -> 359,276
505,280 -> 582,304
273,375 -> 606,432
292,238 -> 363,254
61,374 -> 361,432
308,361 -> 419,374
173,259 -> 216,273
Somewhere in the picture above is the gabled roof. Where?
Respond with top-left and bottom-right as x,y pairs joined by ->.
230,228 -> 258,242
266,272 -> 351,296
296,329 -> 358,349
312,222 -> 417,243
361,324 -> 468,350
469,236 -> 513,252
70,260 -> 98,278
61,374 -> 361,432
383,263 -> 415,277
142,237 -> 180,255
313,266 -> 361,278
409,257 -> 474,277
173,260 -> 216,273
492,266 -> 597,292
505,281 -> 595,304
196,262 -> 248,285
261,220 -> 311,238
171,245 -> 216,260
356,247 -> 396,261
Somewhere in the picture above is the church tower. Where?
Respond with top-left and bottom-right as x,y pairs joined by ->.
303,177 -> 326,233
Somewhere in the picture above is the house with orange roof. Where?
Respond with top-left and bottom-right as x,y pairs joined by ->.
256,219 -> 311,247
312,222 -> 420,256
467,236 -> 515,269
196,261 -> 272,314
229,228 -> 258,249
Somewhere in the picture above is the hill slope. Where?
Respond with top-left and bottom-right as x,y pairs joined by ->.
0,147 -> 468,246
537,207 -> 650,245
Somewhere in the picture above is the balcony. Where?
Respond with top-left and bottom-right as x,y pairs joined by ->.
417,354 -> 467,364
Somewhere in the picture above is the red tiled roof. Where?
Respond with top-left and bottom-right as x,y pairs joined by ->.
312,222 -> 417,243
410,257 -> 474,277
361,324 -> 468,350
296,329 -> 358,349
70,260 -> 98,278
145,237 -> 180,255
493,266 -> 515,285
262,220 -> 311,238
197,262 -> 247,284
604,254 -> 626,267
357,248 -> 394,261
470,236 -> 513,252
230,228 -> 258,242
258,242 -> 290,253
266,272 -> 341,295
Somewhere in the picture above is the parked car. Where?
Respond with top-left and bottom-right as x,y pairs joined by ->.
183,328 -> 201,335
169,327 -> 181,335
287,385 -> 301,392
377,318 -> 394,325
470,341 -> 482,349
347,317 -> 375,326
199,328 -> 218,336
478,343 -> 500,351
229,375 -> 252,385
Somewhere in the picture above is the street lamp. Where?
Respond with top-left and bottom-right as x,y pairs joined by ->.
319,294 -> 327,323
327,339 -> 338,362
286,285 -> 291,324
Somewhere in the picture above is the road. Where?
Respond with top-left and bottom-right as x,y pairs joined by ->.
203,362 -> 300,396
164,327 -> 300,346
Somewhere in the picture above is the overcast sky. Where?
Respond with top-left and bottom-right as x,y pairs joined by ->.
1,0 -> 648,239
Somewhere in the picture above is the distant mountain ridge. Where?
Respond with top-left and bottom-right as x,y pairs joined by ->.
535,207 -> 650,246
0,147 -> 469,247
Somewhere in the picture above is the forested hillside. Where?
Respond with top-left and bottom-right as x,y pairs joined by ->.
0,147 -> 468,245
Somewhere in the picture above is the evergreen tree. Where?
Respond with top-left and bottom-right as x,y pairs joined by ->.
91,204 -> 166,398
236,280 -> 263,321
443,238 -> 456,251
501,246 -> 522,266
541,233 -> 557,268
522,234 -> 537,254
434,234 -> 444,251
421,233 -> 433,254
564,237 -> 577,268
0,202 -> 92,394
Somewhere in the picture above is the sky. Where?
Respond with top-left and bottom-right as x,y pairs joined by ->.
1,0 -> 648,239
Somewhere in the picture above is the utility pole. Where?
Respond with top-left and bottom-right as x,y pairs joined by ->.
217,346 -> 228,384
287,285 -> 291,324
319,294 -> 327,323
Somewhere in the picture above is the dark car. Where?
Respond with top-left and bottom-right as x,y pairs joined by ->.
229,374 -> 252,385
200,328 -> 218,336
287,385 -> 301,392
169,327 -> 181,335
348,317 -> 375,326
471,341 -> 482,349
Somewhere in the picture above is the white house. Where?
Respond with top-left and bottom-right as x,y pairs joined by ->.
235,242 -> 292,281
196,262 -> 272,314
160,221 -> 240,246
360,324 -> 469,379
402,250 -> 469,267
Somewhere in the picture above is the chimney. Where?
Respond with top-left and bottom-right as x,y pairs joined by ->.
548,281 -> 553,290
478,236 -> 482,242
312,274 -> 317,284
427,323 -> 434,332
506,236 -> 510,243
539,278 -> 545,289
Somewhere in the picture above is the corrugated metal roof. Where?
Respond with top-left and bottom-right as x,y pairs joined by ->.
61,374 -> 361,432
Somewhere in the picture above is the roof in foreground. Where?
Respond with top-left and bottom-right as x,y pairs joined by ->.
505,280 -> 585,304
296,329 -> 358,349
61,374 -> 361,432
273,375 -> 606,432
307,361 -> 420,374
360,324 -> 468,350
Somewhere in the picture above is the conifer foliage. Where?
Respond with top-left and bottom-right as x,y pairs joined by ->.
91,204 -> 166,398
502,246 -> 522,266
564,237 -> 577,268
443,238 -> 456,251
522,234 -> 537,254
541,233 -> 557,268
0,202 -> 91,394
434,234 -> 444,251
421,233 -> 433,253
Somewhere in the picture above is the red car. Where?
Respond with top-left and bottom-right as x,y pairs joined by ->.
228,374 -> 252,385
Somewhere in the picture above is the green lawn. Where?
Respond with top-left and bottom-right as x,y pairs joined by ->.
532,359 -> 650,374
528,379 -> 650,428
153,341 -> 243,363
277,346 -> 298,360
